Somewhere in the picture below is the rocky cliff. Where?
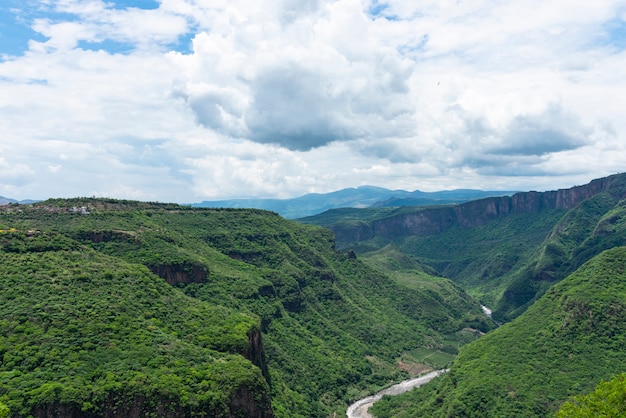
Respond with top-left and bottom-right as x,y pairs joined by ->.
30,385 -> 274,418
148,262 -> 209,285
330,173 -> 626,244
246,329 -> 270,382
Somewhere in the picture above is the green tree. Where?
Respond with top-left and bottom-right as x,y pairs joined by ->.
557,373 -> 626,418
0,401 -> 9,418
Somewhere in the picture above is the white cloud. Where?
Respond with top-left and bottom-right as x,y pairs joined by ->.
171,0 -> 416,150
0,157 -> 35,184
0,0 -> 625,201
31,0 -> 189,51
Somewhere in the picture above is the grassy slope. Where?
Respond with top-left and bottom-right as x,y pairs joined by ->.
371,246 -> 626,417
0,200 -> 493,417
0,232 -> 269,417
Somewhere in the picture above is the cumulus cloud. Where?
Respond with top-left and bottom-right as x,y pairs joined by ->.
495,109 -> 590,156
1,0 -> 626,201
245,64 -> 357,149
436,102 -> 600,178
29,0 -> 188,52
457,102 -> 593,157
0,157 -> 35,186
172,0 -> 416,150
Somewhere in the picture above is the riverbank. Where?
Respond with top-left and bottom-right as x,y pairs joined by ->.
346,369 -> 448,418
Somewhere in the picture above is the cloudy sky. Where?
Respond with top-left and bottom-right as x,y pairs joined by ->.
1,0 -> 625,202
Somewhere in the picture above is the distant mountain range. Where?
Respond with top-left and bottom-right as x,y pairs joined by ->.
2,188 -> 516,219
0,196 -> 38,205
192,186 -> 518,219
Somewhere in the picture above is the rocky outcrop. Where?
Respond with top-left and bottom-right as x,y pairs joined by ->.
246,329 -> 269,382
230,386 -> 273,418
30,389 -> 274,418
30,403 -> 90,418
74,230 -> 139,244
148,263 -> 208,285
331,173 -> 626,243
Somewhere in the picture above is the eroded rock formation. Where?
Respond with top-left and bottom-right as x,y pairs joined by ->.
331,173 -> 626,243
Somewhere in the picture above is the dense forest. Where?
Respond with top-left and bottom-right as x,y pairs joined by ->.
371,246 -> 626,417
2,172 -> 626,417
0,199 -> 491,417
301,173 -> 626,416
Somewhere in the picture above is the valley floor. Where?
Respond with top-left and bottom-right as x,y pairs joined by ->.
346,370 -> 448,418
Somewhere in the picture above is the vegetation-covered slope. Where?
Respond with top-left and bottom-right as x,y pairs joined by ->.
302,173 -> 626,321
499,190 -> 626,319
371,246 -> 626,417
0,200 -> 492,417
0,231 -> 271,417
557,373 -> 626,417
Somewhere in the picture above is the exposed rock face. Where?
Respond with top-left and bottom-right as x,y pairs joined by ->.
31,390 -> 274,418
246,329 -> 270,382
29,396 -> 188,418
331,173 -> 626,243
148,263 -> 208,285
74,230 -> 138,244
30,403 -> 89,418
230,386 -> 271,418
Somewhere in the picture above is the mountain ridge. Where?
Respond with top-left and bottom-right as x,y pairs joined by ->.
192,187 -> 517,219
302,173 -> 626,243
300,172 -> 626,321
2,187 -> 517,220
0,196 -> 38,205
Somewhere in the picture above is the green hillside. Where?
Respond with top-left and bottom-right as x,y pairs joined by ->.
303,204 -> 568,318
371,246 -> 626,417
499,192 -> 626,319
388,209 -> 566,317
557,373 -> 626,417
0,199 -> 492,417
0,231 -> 271,417
302,173 -> 626,322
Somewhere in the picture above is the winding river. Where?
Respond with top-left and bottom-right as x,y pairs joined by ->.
346,369 -> 448,418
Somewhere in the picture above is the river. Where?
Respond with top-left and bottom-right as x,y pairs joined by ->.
346,369 -> 448,418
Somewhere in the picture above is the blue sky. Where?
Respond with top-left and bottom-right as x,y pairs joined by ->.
0,1 -> 44,56
1,0 -> 626,202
